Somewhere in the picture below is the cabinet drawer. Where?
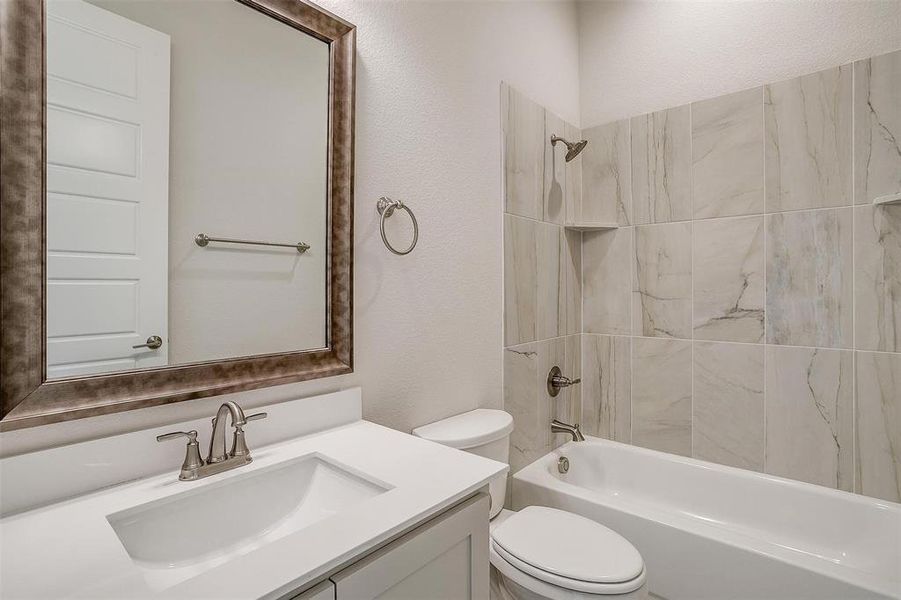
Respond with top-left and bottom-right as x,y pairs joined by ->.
331,493 -> 489,600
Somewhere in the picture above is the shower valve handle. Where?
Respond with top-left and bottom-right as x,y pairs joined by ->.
547,366 -> 580,397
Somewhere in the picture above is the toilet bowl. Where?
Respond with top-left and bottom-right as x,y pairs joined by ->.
413,409 -> 647,600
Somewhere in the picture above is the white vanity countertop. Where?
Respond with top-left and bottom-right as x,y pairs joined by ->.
0,420 -> 507,599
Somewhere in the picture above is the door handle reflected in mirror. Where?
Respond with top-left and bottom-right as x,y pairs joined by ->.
133,335 -> 163,350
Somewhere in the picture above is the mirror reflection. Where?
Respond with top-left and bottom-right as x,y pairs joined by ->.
44,0 -> 329,379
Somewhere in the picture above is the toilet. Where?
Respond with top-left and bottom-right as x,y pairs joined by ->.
413,409 -> 648,600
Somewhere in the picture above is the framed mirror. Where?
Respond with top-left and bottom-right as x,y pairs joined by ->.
0,0 -> 355,430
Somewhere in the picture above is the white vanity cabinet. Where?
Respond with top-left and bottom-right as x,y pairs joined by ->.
293,580 -> 336,600
292,493 -> 489,600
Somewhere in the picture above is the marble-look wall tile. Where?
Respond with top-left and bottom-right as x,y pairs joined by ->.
854,50 -> 901,205
581,335 -> 631,442
538,336 -> 566,407
632,338 -> 692,456
765,346 -> 853,490
544,111 -> 566,224
855,351 -> 901,502
505,336 -> 585,472
766,208 -> 852,348
537,223 -> 565,340
765,66 -> 852,212
631,105 -> 692,224
504,343 -> 547,473
692,88 -> 764,219
583,228 -> 632,335
564,229 -> 582,336
504,214 -> 537,347
855,205 -> 901,352
565,334 -> 582,421
693,216 -> 765,342
503,84 -> 544,220
564,122 -> 583,225
535,224 -> 581,341
633,223 -> 692,339
582,120 -> 632,225
693,342 -> 764,471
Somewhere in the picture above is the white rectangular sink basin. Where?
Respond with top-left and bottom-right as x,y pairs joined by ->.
107,454 -> 390,589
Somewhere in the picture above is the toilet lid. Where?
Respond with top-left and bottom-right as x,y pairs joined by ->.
491,506 -> 644,585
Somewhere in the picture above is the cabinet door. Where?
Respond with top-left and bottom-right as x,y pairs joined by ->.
292,580 -> 335,600
331,493 -> 489,600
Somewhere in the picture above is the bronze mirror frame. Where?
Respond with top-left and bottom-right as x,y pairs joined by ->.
0,0 -> 355,431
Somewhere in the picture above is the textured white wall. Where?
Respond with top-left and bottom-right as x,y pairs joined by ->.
579,0 -> 901,127
1,0 -> 580,456
315,0 -> 580,432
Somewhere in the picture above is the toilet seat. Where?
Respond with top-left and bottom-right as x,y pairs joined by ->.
491,540 -> 645,596
490,507 -> 646,597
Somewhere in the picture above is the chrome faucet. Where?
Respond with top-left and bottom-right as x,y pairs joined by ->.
208,401 -> 248,464
547,366 -> 585,442
157,402 -> 267,481
551,419 -> 585,442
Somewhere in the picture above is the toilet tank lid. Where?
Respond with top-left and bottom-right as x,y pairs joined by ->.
412,409 -> 514,449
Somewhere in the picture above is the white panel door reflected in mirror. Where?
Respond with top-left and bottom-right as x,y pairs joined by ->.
45,0 -> 330,379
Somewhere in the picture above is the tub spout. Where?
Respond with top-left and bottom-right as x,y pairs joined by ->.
551,419 -> 585,442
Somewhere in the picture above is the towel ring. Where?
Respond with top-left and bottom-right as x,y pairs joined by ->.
377,197 -> 418,255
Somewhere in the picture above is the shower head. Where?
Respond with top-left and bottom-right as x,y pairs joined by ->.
550,135 -> 588,162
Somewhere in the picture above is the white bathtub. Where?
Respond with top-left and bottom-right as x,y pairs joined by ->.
512,437 -> 901,600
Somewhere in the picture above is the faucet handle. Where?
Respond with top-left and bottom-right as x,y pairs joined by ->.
156,430 -> 204,480
156,430 -> 198,443
230,412 -> 267,459
547,366 -> 581,397
209,411 -> 266,428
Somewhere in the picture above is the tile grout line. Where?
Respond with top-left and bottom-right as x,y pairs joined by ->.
500,86 -> 508,424
538,198 -> 862,227
505,191 -> 859,227
625,334 -> 635,442
576,122 -> 585,427
689,102 -> 695,460
850,60 -> 857,494
538,107 -> 546,352
762,84 -> 768,475
578,334 -> 888,354
579,220 -> 584,425
629,111 -> 635,444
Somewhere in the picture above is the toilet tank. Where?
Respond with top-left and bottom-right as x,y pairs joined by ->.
412,409 -> 513,518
